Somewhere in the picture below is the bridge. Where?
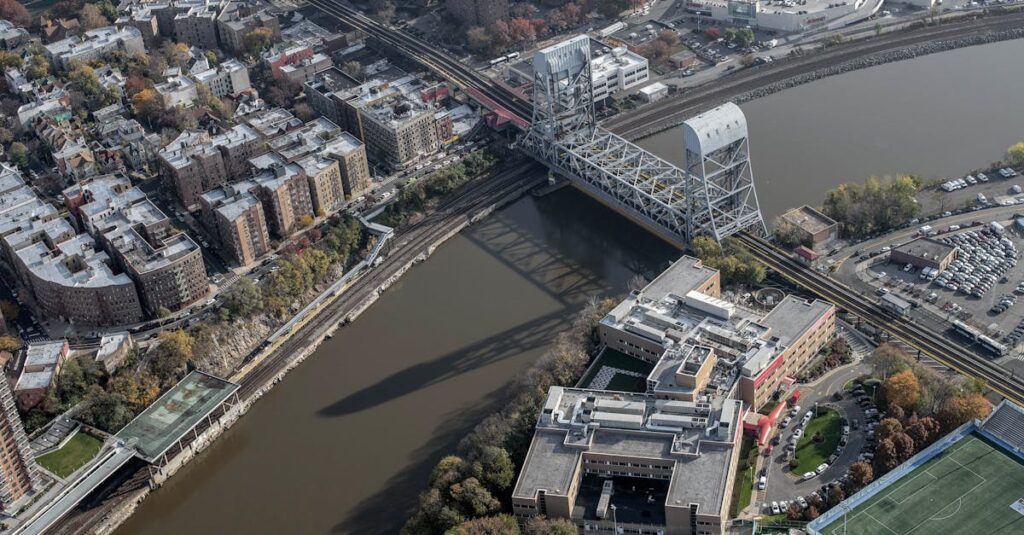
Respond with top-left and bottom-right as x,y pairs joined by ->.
307,1 -> 1024,404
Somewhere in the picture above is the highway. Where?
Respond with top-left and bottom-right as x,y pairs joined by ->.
737,233 -> 1024,405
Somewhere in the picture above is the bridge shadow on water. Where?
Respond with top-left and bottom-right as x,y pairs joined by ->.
317,308 -> 571,418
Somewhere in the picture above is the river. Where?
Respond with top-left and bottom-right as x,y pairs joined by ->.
118,39 -> 1024,535
115,188 -> 677,534
639,38 -> 1024,222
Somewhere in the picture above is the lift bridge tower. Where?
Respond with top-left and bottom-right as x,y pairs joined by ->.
518,35 -> 766,246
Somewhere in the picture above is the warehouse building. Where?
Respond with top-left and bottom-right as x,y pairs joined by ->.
890,237 -> 957,272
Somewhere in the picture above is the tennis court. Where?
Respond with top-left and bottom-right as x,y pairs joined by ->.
819,433 -> 1024,535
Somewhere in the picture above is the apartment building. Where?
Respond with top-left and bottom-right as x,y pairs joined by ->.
14,340 -> 69,411
159,124 -> 261,208
192,58 -> 251,98
0,20 -> 29,50
199,179 -> 270,266
155,70 -> 199,108
278,52 -> 333,84
0,167 -> 144,327
0,377 -> 40,511
304,69 -> 365,140
358,86 -> 441,169
252,157 -> 314,238
44,26 -> 146,68
71,174 -> 209,314
445,0 -> 508,27
216,0 -> 280,52
173,0 -> 221,49
324,132 -> 371,201
512,388 -> 743,535
243,107 -> 303,139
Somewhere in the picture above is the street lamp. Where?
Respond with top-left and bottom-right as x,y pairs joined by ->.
611,504 -> 618,534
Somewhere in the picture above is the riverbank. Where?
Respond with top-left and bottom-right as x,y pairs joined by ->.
58,168 -> 544,535
610,10 -> 1024,141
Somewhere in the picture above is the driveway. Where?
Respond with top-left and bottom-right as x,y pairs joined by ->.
759,326 -> 874,508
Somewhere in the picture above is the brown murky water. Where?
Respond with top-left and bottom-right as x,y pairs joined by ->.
118,38 -> 1024,535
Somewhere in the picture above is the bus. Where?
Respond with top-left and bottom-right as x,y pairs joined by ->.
950,320 -> 982,342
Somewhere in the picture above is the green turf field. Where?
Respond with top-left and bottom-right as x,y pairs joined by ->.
818,433 -> 1024,535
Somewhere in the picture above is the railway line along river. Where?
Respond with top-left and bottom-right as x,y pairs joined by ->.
118,38 -> 1024,535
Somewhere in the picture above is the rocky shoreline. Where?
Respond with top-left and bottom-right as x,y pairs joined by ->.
626,27 -> 1024,141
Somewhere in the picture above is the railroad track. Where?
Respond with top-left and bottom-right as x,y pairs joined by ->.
307,0 -> 532,121
737,233 -> 1024,405
235,162 -> 541,399
605,10 -> 1024,138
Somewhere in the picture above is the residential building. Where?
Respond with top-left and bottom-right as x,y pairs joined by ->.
159,124 -> 261,208
348,76 -> 445,169
44,26 -> 146,68
14,340 -> 69,411
323,132 -> 371,201
216,0 -> 280,52
90,104 -> 162,172
192,58 -> 251,98
280,19 -> 346,52
39,16 -> 81,44
251,157 -> 314,238
1,167 -> 144,327
243,107 -> 303,139
199,179 -> 271,266
445,0 -> 508,27
173,0 -> 222,49
0,20 -> 29,50
264,45 -> 314,79
304,69 -> 364,139
155,69 -> 199,108
279,52 -> 333,84
68,173 -> 209,315
0,375 -> 40,511
778,205 -> 838,250
95,332 -> 134,373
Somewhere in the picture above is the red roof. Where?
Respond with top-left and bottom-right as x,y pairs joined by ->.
794,246 -> 820,260
464,87 -> 529,129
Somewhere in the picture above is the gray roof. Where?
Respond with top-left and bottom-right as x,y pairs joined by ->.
893,237 -> 956,263
512,429 -> 581,499
760,295 -> 834,347
642,255 -> 718,302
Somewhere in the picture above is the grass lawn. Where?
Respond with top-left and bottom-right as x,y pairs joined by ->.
36,431 -> 103,478
730,435 -> 758,516
816,433 -> 1024,535
578,348 -> 654,388
790,408 -> 841,475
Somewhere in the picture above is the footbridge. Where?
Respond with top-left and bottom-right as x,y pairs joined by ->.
517,36 -> 766,247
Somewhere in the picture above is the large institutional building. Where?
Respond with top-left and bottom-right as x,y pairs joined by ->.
513,257 -> 835,534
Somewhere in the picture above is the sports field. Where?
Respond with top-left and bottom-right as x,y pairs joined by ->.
819,433 -> 1024,535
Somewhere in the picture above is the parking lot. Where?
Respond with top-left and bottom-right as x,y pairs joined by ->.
867,222 -> 1024,357
918,166 -> 1022,218
762,383 -> 877,516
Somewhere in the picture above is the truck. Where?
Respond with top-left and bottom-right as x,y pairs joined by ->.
919,225 -> 933,236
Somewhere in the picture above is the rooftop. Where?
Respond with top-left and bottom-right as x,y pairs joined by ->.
115,371 -> 238,462
893,237 -> 957,262
780,205 -> 838,235
24,340 -> 67,369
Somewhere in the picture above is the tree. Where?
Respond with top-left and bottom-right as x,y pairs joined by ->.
704,27 -> 722,40
450,477 -> 500,517
0,335 -> 22,352
596,0 -> 630,18
131,89 -> 164,126
847,461 -> 874,492
375,0 -> 395,20
874,438 -> 900,473
522,517 -> 577,535
448,514 -> 520,535
507,17 -> 536,45
297,214 -> 314,228
876,418 -> 903,444
8,142 -> 28,169
0,51 -> 21,69
892,432 -> 916,462
937,393 -> 991,432
243,27 -> 275,58
25,54 -> 50,81
109,372 -> 160,412
221,278 -> 262,320
786,501 -> 804,520
470,446 -> 515,492
161,42 -> 191,69
342,60 -> 364,81
78,386 -> 133,432
827,485 -> 846,508
430,455 -> 467,490
293,103 -> 316,122
466,26 -> 491,52
0,300 -> 18,322
1008,141 -> 1024,167
149,329 -> 195,384
67,63 -> 103,100
905,416 -> 940,450
79,3 -> 110,30
732,28 -> 755,47
880,369 -> 920,412
0,0 -> 30,28
867,343 -> 911,378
